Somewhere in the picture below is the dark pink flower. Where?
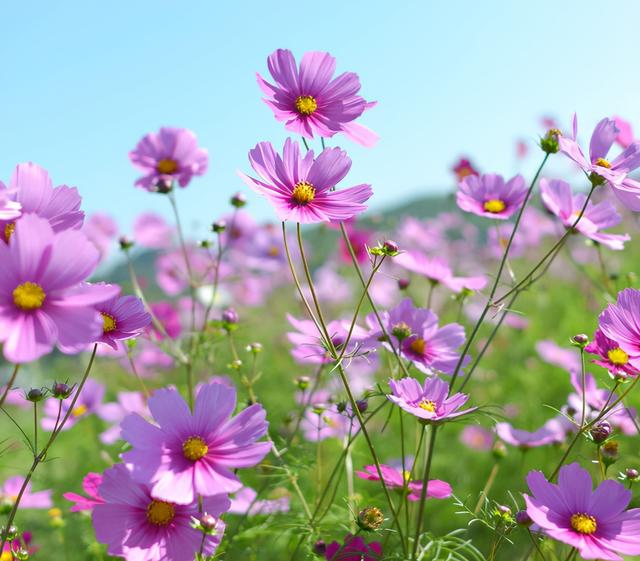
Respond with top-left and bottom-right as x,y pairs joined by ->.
356,464 -> 452,501
325,534 -> 382,561
122,382 -> 271,504
129,127 -> 208,191
525,463 -> 640,560
586,329 -> 640,378
613,116 -> 634,149
598,288 -> 640,370
63,472 -> 104,512
452,157 -> 479,182
258,49 -> 378,147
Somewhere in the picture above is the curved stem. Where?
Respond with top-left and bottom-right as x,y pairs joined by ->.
0,364 -> 20,408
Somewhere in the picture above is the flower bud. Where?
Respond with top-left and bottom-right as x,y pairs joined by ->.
625,467 -> 639,481
51,382 -> 74,399
515,510 -> 532,527
540,128 -> 560,154
571,333 -> 589,347
357,506 -> 384,531
296,376 -> 311,391
2,525 -> 19,541
246,342 -> 262,355
230,192 -> 247,208
391,322 -> 412,341
313,540 -> 326,556
199,240 -> 212,249
118,236 -> 134,250
590,421 -> 612,444
383,240 -> 399,255
200,513 -> 218,531
222,307 -> 238,325
336,401 -> 347,414
211,220 -> 226,233
355,399 -> 369,414
26,388 -> 44,402
155,178 -> 173,193
312,404 -> 326,415
601,440 -> 619,466
14,548 -> 29,561
492,440 -> 508,460
397,278 -> 410,290
229,359 -> 242,370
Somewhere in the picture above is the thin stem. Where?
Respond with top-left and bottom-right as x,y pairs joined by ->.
0,364 -> 20,408
527,529 -> 548,561
473,462 -> 500,514
33,401 -> 38,454
411,425 -> 438,560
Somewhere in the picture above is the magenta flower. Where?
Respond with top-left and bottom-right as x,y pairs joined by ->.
63,472 -> 104,512
0,163 -> 83,241
356,464 -> 452,502
558,115 -> 640,210
257,49 -> 378,147
96,294 -> 150,349
452,157 -> 479,182
240,139 -> 372,223
598,288 -> 640,370
495,422 -> 560,449
613,116 -> 634,149
42,379 -> 105,432
587,330 -> 640,379
325,534 -> 382,561
457,173 -> 527,220
0,214 -> 118,362
395,250 -> 487,293
525,463 -> 640,560
388,376 -> 475,423
1,476 -> 52,509
460,425 -> 494,451
540,178 -> 630,250
122,382 -> 271,504
129,127 -> 208,191
93,463 -> 228,561
228,486 -> 290,516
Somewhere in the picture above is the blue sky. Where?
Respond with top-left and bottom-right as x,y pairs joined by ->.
2,1 -> 639,237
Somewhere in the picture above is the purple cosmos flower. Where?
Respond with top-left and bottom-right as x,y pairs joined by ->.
63,472 -> 104,512
586,329 -> 640,378
133,213 -> 174,249
394,251 -> 487,293
558,115 -> 640,210
460,425 -> 494,451
1,476 -> 52,509
355,464 -> 452,502
0,214 -> 118,363
42,379 -> 105,432
93,463 -> 228,561
97,391 -> 150,444
257,49 -> 378,147
0,191 -> 21,221
598,289 -> 640,370
228,486 -> 290,516
240,139 -> 372,223
540,178 -> 630,250
613,116 -> 634,149
129,127 -> 209,191
122,382 -> 271,504
525,463 -> 640,560
388,376 -> 476,422
325,534 -> 382,561
496,422 -> 561,449
96,294 -> 150,349
0,163 -> 83,242
457,173 -> 527,220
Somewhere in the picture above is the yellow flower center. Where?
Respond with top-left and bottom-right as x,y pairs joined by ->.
570,513 -> 597,534
156,158 -> 179,175
146,499 -> 175,526
72,404 -> 88,417
13,282 -> 46,310
101,313 -> 117,333
595,157 -> 611,169
409,337 -> 426,355
268,245 -> 280,257
607,347 -> 629,366
48,507 -> 62,518
402,470 -> 412,483
418,400 -> 436,412
483,199 -> 507,213
182,436 -> 209,461
294,95 -> 318,116
292,181 -> 316,205
1,551 -> 13,561
3,222 -> 15,242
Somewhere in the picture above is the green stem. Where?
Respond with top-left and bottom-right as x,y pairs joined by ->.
411,425 -> 438,560
0,364 -> 20,408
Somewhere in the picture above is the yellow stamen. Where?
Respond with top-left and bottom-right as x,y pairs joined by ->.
101,313 -> 117,333
146,499 -> 175,526
13,282 -> 46,310
418,400 -> 436,412
268,245 -> 280,257
156,158 -> 179,174
182,436 -> 209,461
570,513 -> 597,534
4,222 -> 15,242
483,199 -> 507,213
48,507 -> 62,518
595,157 -> 611,169
72,404 -> 88,417
402,470 -> 412,483
408,338 -> 426,355
607,347 -> 629,366
292,181 -> 316,205
294,95 -> 318,116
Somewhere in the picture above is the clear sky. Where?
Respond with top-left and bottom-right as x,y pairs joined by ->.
2,0 -> 639,236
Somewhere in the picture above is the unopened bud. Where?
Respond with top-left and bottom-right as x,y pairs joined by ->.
313,540 -> 326,556
492,440 -> 508,460
625,467 -> 639,481
357,506 -> 384,531
231,192 -> 247,208
383,240 -> 399,254
52,382 -> 73,399
222,307 -> 239,325
540,128 -> 561,154
296,376 -> 311,391
601,440 -> 619,465
155,178 -> 173,193
2,525 -> 19,541
398,278 -> 410,290
118,236 -> 134,250
590,421 -> 612,444
26,388 -> 44,402
355,399 -> 369,414
391,322 -> 412,341
571,334 -> 589,347
246,342 -> 262,354
515,510 -> 532,527
212,220 -> 226,233
200,513 -> 218,531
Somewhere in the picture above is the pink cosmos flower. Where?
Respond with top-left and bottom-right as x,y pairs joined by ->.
598,288 -> 640,370
558,115 -> 640,210
0,214 -> 118,363
613,116 -> 634,149
228,486 -> 290,516
457,173 -> 527,220
122,382 -> 271,504
147,301 -> 182,341
338,221 -> 374,264
460,425 -> 494,451
240,139 -> 372,223
0,191 -> 21,221
129,127 -> 209,191
301,405 -> 352,442
395,251 -> 487,293
495,422 -> 560,449
525,463 -> 640,560
452,157 -> 479,182
97,391 -> 150,444
42,379 -> 105,432
95,294 -> 150,349
586,329 -> 640,378
325,534 -> 382,561
82,213 -> 117,262
1,476 -> 52,509
540,178 -> 630,250
0,163 -> 83,242
388,376 -> 476,422
133,213 -> 174,249
257,49 -> 378,147
355,464 -> 452,502
536,339 -> 581,372
93,463 -> 228,561
63,472 -> 104,512
155,246 -> 211,296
